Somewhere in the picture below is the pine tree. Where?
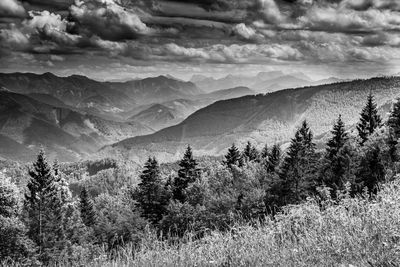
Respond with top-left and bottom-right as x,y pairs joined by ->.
261,144 -> 269,159
266,144 -> 281,173
357,93 -> 382,145
243,141 -> 259,162
356,145 -> 385,194
224,144 -> 243,167
25,149 -> 55,255
278,120 -> 318,204
388,98 -> 400,139
79,188 -> 96,227
326,115 -> 348,157
320,115 -> 353,194
136,157 -> 169,224
173,146 -> 199,202
24,150 -> 72,263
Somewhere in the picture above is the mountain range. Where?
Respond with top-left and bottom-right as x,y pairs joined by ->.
0,72 -> 256,161
1,71 -> 390,163
101,76 -> 400,163
191,71 -> 345,93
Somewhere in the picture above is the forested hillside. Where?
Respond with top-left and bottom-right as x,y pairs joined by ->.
0,91 -> 153,161
2,93 -> 400,265
104,76 -> 400,163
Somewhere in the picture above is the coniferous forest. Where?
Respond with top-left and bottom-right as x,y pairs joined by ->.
2,94 -> 400,266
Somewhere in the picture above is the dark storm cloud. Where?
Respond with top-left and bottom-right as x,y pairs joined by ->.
1,0 -> 400,75
21,0 -> 74,11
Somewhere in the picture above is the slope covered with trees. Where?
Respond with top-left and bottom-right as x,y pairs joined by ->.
2,94 -> 400,265
105,76 -> 400,163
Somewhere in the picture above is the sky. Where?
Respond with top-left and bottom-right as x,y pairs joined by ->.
1,0 -> 400,81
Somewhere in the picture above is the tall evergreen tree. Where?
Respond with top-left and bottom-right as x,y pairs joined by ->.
356,145 -> 385,194
388,98 -> 400,139
357,93 -> 382,145
243,141 -> 259,162
24,150 -> 72,263
224,144 -> 243,167
136,157 -> 169,224
25,149 -> 55,255
79,188 -> 96,227
261,144 -> 269,159
173,146 -> 199,202
278,120 -> 318,204
266,144 -> 281,173
320,115 -> 353,194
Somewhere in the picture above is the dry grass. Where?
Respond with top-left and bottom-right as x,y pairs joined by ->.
5,180 -> 400,267
91,179 -> 400,267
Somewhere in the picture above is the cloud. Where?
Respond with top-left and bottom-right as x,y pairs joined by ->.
258,0 -> 285,24
50,55 -> 65,61
24,10 -> 68,31
0,0 -> 26,17
233,23 -> 264,42
23,10 -> 81,46
0,25 -> 29,49
297,3 -> 400,33
69,0 -> 151,41
342,0 -> 400,11
161,43 -> 303,63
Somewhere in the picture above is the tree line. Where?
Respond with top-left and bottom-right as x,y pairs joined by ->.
1,93 -> 400,265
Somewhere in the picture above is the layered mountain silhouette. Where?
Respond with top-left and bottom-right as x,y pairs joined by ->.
0,72 -> 257,161
0,90 -> 152,161
102,77 -> 400,163
191,71 -> 316,93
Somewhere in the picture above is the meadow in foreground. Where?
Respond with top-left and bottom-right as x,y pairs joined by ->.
82,179 -> 400,267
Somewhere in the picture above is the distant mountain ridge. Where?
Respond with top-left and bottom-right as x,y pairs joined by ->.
0,73 -> 203,118
108,75 -> 203,105
191,71 -> 315,93
102,76 -> 400,163
0,91 -> 153,161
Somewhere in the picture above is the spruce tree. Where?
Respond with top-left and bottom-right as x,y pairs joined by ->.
25,149 -> 55,255
136,157 -> 168,224
173,146 -> 199,202
261,144 -> 269,159
24,150 -> 72,263
357,93 -> 382,145
388,98 -> 400,138
224,144 -> 243,167
321,115 -> 353,194
266,144 -> 281,173
278,120 -> 318,204
326,115 -> 348,157
243,141 -> 259,162
79,188 -> 96,227
356,145 -> 385,194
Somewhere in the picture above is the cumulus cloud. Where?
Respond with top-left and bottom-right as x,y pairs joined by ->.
233,23 -> 264,42
23,10 -> 81,46
0,25 -> 29,49
300,4 -> 400,33
69,0 -> 151,41
161,43 -> 303,63
0,0 -> 26,17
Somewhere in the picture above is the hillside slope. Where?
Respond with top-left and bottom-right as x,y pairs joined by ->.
0,91 -> 153,161
103,77 -> 400,162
